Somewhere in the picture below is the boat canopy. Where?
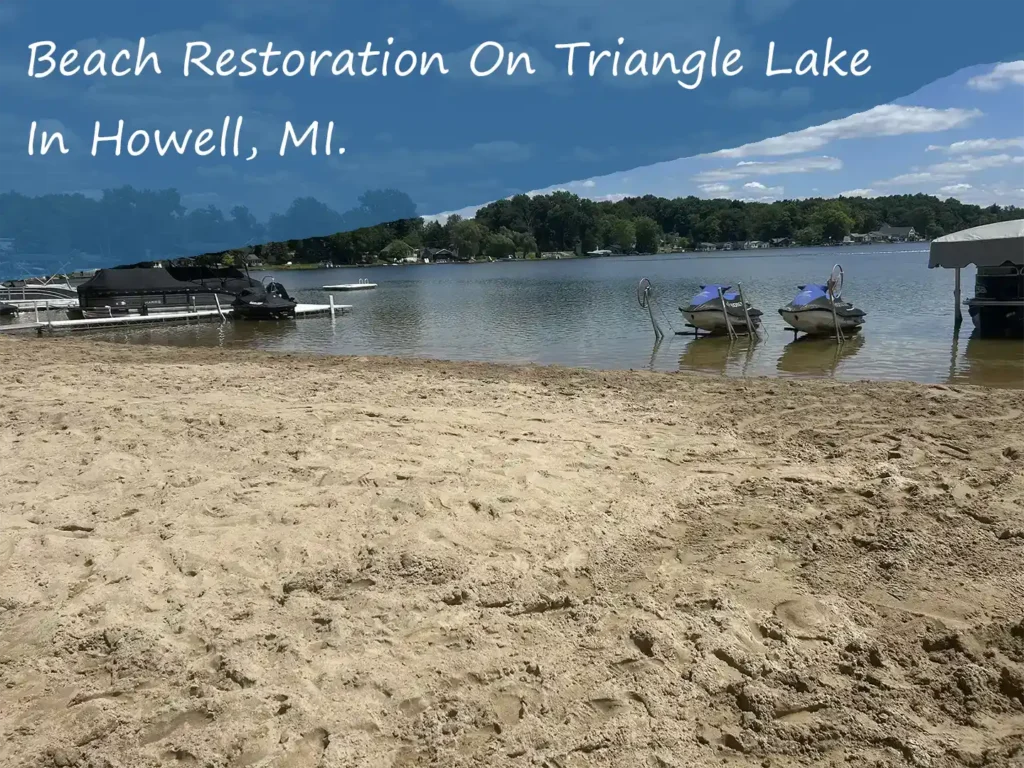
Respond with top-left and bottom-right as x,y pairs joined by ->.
77,267 -> 214,298
928,219 -> 1024,269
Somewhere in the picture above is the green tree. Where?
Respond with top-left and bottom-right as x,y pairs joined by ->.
609,218 -> 636,251
634,217 -> 661,253
485,233 -> 516,260
795,224 -> 824,245
451,219 -> 487,260
909,206 -> 939,239
381,240 -> 414,262
423,220 -> 448,248
812,203 -> 855,241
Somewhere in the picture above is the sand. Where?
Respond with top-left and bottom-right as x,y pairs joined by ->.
1,336 -> 1023,768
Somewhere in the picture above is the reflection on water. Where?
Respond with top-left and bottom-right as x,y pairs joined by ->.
6,244 -> 1021,388
949,334 -> 1024,388
676,336 -> 759,377
776,335 -> 865,379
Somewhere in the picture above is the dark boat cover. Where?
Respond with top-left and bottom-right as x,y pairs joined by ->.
231,286 -> 297,318
165,265 -> 261,295
77,267 -> 214,299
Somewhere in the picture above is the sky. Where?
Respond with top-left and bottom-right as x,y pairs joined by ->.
431,60 -> 1024,220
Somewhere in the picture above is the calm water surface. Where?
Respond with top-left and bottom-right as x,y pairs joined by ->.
13,244 -> 1024,388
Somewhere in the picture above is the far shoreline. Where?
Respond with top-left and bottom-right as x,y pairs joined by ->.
261,241 -> 931,271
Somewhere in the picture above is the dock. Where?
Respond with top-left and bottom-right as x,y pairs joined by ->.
0,303 -> 349,334
322,283 -> 377,291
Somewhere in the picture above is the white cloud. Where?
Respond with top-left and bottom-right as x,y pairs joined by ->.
707,105 -> 981,159
967,60 -> 1024,91
578,179 -> 596,188
879,172 -> 940,187
742,181 -> 784,196
740,181 -> 785,202
876,153 -> 1024,187
926,137 -> 1024,154
698,183 -> 731,195
927,154 -> 1024,174
838,188 -> 876,198
693,156 -> 842,182
938,183 -> 973,195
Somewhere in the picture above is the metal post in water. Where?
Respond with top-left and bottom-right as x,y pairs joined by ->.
34,303 -> 39,323
737,283 -> 754,337
214,294 -> 225,321
829,292 -> 844,344
637,279 -> 663,342
329,294 -> 336,317
648,300 -> 663,341
954,267 -> 963,327
717,286 -> 736,340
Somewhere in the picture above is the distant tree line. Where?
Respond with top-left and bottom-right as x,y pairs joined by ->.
1,185 -> 1020,271
253,191 -> 1021,265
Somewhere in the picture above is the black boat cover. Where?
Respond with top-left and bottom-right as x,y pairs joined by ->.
77,267 -> 214,298
165,265 -> 262,295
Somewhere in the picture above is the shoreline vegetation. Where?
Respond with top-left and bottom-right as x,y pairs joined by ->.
2,336 -> 1022,766
221,191 -> 1021,270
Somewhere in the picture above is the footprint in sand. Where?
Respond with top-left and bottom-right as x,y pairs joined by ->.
773,598 -> 835,641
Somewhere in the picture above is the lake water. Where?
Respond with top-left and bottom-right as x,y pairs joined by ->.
10,244 -> 1024,388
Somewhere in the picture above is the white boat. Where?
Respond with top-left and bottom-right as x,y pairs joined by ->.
0,278 -> 78,304
679,284 -> 762,334
322,280 -> 377,291
586,249 -> 612,257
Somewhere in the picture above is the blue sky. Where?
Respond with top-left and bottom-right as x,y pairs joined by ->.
434,60 -> 1024,219
3,0 -> 1022,265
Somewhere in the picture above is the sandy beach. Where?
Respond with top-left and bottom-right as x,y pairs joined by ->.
1,336 -> 1022,768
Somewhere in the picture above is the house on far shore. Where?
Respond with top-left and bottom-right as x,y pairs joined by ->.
869,224 -> 919,243
697,242 -> 718,252
769,237 -> 794,248
419,247 -> 461,263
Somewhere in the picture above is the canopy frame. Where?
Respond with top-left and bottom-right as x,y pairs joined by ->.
927,220 -> 1024,328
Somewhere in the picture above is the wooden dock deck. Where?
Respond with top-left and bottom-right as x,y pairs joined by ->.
0,303 -> 349,334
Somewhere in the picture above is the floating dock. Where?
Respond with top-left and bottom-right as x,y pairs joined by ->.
322,283 -> 377,291
0,303 -> 349,334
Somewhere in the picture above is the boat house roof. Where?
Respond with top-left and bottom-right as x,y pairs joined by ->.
928,219 -> 1024,269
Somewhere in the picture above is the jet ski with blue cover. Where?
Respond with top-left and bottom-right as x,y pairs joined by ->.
680,284 -> 763,334
778,265 -> 865,336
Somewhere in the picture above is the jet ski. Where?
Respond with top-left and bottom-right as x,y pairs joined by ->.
778,283 -> 865,336
679,284 -> 763,334
0,302 -> 19,316
231,281 -> 296,320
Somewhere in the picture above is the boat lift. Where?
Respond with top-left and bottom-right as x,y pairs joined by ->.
637,278 -> 760,342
